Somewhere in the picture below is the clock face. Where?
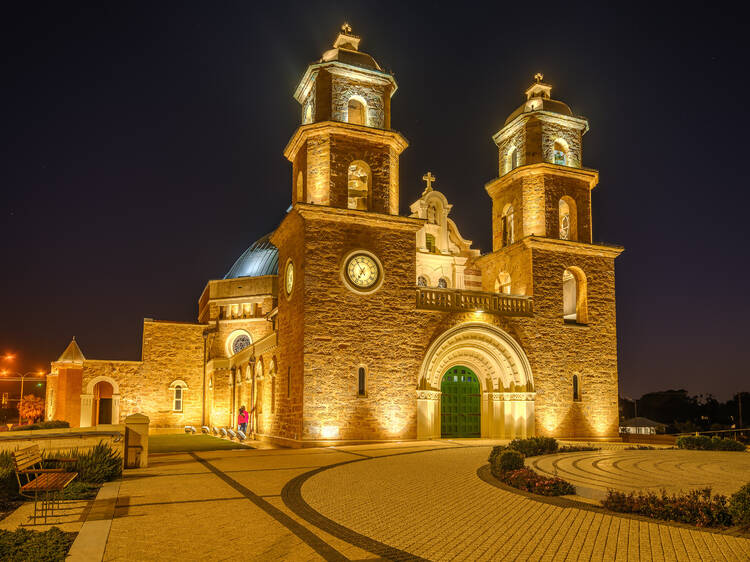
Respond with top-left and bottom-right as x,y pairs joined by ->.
285,260 -> 294,295
346,254 -> 380,289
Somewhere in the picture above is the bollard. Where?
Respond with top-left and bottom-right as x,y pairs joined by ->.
124,413 -> 150,468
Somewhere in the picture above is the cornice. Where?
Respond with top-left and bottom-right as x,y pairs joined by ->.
521,236 -> 624,258
294,60 -> 397,103
296,204 -> 424,231
493,111 -> 589,144
485,162 -> 599,198
283,121 -> 409,161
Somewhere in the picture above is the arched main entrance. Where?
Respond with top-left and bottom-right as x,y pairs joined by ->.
93,381 -> 113,424
80,376 -> 121,427
440,366 -> 481,438
417,322 -> 535,440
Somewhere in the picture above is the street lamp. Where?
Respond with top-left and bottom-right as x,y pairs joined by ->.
0,369 -> 46,424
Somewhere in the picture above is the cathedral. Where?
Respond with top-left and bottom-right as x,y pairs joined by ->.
46,26 -> 623,445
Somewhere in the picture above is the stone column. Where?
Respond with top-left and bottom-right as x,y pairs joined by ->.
503,395 -> 515,439
416,390 -> 441,440
112,394 -> 121,424
491,393 -> 504,438
79,394 -> 93,427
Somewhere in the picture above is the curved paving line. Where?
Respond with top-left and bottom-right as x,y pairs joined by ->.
281,445 -> 479,561
476,464 -> 750,540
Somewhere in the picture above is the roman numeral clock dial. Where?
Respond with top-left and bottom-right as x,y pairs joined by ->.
344,252 -> 382,292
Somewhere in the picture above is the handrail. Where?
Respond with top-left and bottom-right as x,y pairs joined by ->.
415,287 -> 533,317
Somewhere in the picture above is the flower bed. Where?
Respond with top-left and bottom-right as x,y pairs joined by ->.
676,436 -> 746,451
498,467 -> 576,496
602,488 -> 733,527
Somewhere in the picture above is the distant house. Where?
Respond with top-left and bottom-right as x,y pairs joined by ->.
619,417 -> 667,435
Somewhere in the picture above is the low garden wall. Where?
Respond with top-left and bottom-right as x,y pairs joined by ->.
0,425 -> 125,459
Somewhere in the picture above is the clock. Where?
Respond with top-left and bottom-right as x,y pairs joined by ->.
284,259 -> 294,296
345,253 -> 380,290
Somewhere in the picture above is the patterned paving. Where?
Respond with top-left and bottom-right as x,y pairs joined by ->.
96,441 -> 750,560
528,449 -> 750,497
301,446 -> 750,561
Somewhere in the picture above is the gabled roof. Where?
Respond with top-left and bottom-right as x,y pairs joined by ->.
57,337 -> 85,364
620,417 -> 666,428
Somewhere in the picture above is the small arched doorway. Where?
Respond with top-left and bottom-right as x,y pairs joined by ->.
440,366 -> 481,438
93,381 -> 113,424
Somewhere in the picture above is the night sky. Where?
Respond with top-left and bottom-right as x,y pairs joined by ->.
2,2 -> 748,400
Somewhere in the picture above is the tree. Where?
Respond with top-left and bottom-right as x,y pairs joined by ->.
18,394 -> 45,424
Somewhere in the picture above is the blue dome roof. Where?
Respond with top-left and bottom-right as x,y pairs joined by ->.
224,232 -> 279,279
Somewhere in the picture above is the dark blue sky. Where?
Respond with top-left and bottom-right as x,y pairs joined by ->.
2,2 -> 748,400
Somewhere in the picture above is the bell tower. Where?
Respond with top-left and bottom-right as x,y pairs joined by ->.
284,24 -> 407,214
486,74 -> 597,251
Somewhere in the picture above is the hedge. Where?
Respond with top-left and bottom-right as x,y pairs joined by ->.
602,488 -> 733,527
676,436 -> 746,451
9,420 -> 70,432
0,527 -> 76,561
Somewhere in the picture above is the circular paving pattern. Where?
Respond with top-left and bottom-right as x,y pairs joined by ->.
528,449 -> 750,498
299,446 -> 750,560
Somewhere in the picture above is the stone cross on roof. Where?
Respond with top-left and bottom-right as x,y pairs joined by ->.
534,72 -> 544,83
422,171 -> 435,194
341,22 -> 352,34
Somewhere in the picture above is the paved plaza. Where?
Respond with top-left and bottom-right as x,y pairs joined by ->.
95,440 -> 749,561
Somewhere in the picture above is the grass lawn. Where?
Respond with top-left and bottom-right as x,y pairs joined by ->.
149,434 -> 253,454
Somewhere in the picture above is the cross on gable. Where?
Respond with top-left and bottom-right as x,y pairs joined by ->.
422,171 -> 435,192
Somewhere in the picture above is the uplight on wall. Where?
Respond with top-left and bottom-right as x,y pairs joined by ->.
320,425 -> 340,439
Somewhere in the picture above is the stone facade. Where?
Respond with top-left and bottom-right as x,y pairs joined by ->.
48,27 -> 623,445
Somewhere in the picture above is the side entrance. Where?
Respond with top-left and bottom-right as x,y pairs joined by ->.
440,366 -> 480,438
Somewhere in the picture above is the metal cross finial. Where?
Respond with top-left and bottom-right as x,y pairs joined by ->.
422,171 -> 436,192
341,22 -> 352,34
534,72 -> 544,83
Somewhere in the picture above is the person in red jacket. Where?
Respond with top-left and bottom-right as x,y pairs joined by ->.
238,406 -> 248,434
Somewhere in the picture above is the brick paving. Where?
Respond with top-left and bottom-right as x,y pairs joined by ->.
97,441 -> 750,560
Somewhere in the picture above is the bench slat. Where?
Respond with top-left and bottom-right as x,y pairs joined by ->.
20,472 -> 78,492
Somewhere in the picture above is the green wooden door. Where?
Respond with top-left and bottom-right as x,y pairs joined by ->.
440,366 -> 481,437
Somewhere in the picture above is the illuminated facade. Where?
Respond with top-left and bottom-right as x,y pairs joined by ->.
46,27 -> 622,444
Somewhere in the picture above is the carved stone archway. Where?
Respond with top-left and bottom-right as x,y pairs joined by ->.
417,322 -> 535,439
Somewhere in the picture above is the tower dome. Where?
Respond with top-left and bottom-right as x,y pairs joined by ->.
504,73 -> 574,126
224,232 -> 279,279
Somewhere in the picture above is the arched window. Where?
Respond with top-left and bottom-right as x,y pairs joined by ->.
357,366 -> 366,396
417,275 -> 427,287
304,104 -> 312,124
559,196 -> 577,241
495,272 -> 511,294
347,98 -> 366,125
427,204 -> 437,224
425,233 -> 436,253
438,278 -> 449,289
572,374 -> 581,401
553,140 -> 568,166
508,147 -> 519,172
501,205 -> 515,247
563,267 -> 588,324
347,161 -> 370,210
270,359 -> 277,414
169,380 -> 188,412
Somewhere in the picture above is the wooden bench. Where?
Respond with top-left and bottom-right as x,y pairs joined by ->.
12,444 -> 78,523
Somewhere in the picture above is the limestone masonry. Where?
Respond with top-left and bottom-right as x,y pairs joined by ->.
47,27 -> 623,445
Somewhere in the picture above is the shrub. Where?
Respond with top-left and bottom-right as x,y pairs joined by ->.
729,483 -> 750,525
490,450 -> 524,476
625,445 -> 657,450
676,436 -> 746,451
558,445 -> 601,453
601,488 -> 732,527
10,420 -> 70,432
59,442 -> 122,484
506,437 -> 559,457
0,451 -> 19,502
0,527 -> 76,561
499,467 -> 575,496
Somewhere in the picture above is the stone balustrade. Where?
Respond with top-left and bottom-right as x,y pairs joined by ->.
415,287 -> 533,316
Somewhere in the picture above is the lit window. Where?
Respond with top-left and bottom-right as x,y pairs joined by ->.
563,267 -> 588,324
508,147 -> 519,172
495,272 -> 511,294
417,276 -> 427,287
347,98 -> 366,125
348,161 -> 370,210
357,367 -> 366,396
559,197 -> 577,241
553,140 -> 568,166
169,380 -> 188,412
501,205 -> 515,247
438,278 -> 448,289
425,234 -> 436,253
